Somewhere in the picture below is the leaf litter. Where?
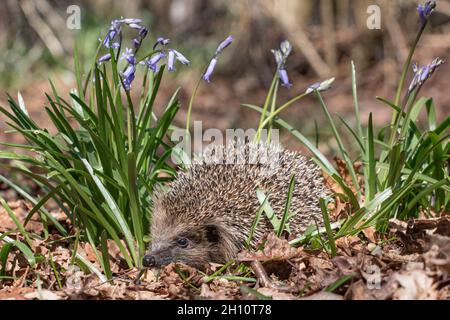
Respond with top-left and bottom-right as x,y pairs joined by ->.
1,189 -> 450,300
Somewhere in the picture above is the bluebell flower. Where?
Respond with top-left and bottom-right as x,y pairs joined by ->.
128,23 -> 144,30
408,57 -> 444,93
139,27 -> 148,39
121,48 -> 136,65
202,35 -> 233,83
167,49 -> 191,72
102,19 -> 121,48
215,36 -> 233,55
272,40 -> 293,88
98,53 -> 111,63
132,38 -> 140,49
121,65 -> 136,90
203,58 -> 217,82
278,69 -> 292,88
131,28 -> 148,50
102,18 -> 147,49
168,50 -> 175,71
120,18 -> 142,25
418,1 -> 436,25
280,40 -> 292,57
305,78 -> 335,94
102,29 -> 118,48
153,37 -> 171,49
141,52 -> 166,72
272,49 -> 283,67
173,50 -> 190,65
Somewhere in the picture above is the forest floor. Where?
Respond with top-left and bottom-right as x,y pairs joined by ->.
1,164 -> 449,300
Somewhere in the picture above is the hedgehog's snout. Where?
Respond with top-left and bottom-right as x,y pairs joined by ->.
142,254 -> 156,267
143,247 -> 174,268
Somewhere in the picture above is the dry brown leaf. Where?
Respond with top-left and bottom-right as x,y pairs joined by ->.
362,227 -> 378,243
24,290 -> 63,300
200,281 -> 240,300
393,270 -> 438,300
158,263 -> 201,299
300,291 -> 343,300
0,200 -> 43,234
0,287 -> 34,300
335,236 -> 363,255
237,233 -> 303,262
257,287 -> 299,300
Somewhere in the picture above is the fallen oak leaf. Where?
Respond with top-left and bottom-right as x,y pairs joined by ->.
237,233 -> 303,262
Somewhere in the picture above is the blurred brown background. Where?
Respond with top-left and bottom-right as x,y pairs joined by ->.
0,0 -> 449,155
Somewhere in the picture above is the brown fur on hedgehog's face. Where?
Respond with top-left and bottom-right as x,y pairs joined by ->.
143,203 -> 240,269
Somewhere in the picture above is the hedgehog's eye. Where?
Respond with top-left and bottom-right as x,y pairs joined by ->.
176,237 -> 189,248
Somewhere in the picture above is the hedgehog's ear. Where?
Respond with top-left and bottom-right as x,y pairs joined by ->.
204,225 -> 220,244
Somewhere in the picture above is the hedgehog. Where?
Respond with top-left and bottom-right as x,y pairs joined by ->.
143,141 -> 330,269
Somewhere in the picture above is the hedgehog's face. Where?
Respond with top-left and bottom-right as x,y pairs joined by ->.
143,224 -> 223,269
143,205 -> 230,269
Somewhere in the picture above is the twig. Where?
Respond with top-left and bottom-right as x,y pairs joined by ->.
250,261 -> 297,293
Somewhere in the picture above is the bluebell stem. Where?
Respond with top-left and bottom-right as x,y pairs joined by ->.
121,64 -> 136,90
418,1 -> 436,25
121,48 -> 136,65
305,77 -> 335,94
278,69 -> 292,88
203,58 -> 217,82
408,57 -> 444,93
98,53 -> 112,63
215,36 -> 233,55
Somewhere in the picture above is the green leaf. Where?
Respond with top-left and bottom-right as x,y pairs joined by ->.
17,92 -> 29,116
277,175 -> 295,237
315,91 -> 360,198
245,194 -> 266,249
366,113 -> 377,201
319,197 -> 337,257
0,233 -> 36,267
256,190 -> 281,232
127,152 -> 144,260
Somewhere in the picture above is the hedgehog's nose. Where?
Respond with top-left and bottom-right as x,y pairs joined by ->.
143,254 -> 156,267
